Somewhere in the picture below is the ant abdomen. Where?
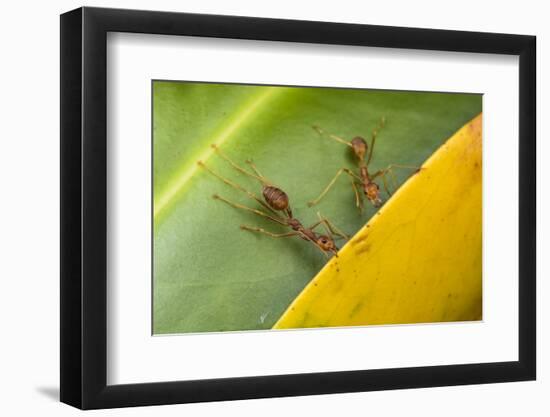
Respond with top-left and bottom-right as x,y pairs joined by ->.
262,186 -> 289,211
351,136 -> 368,160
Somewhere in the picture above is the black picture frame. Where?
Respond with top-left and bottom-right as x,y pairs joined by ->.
60,6 -> 536,410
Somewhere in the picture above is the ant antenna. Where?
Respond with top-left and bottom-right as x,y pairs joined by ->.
313,125 -> 353,148
367,116 -> 386,165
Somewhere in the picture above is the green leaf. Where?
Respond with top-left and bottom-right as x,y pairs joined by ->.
153,81 -> 481,334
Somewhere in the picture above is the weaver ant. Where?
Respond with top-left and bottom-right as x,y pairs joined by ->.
309,118 -> 421,211
198,145 -> 348,257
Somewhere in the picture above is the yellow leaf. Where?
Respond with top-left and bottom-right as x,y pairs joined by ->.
274,113 -> 482,329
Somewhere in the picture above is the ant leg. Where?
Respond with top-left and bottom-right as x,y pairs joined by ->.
198,161 -> 277,215
365,170 -> 389,197
388,169 -> 399,190
312,125 -> 353,148
385,163 -> 423,173
366,116 -> 386,165
243,225 -> 329,258
319,216 -> 350,241
371,164 -> 422,181
212,194 -> 286,226
309,213 -> 349,241
240,225 -> 298,238
211,144 -> 268,185
381,172 -> 393,197
369,169 -> 394,197
371,164 -> 421,196
351,179 -> 363,212
308,168 -> 360,207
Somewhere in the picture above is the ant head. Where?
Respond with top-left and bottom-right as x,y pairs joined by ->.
317,235 -> 337,253
364,182 -> 382,207
350,137 -> 368,160
263,186 -> 289,211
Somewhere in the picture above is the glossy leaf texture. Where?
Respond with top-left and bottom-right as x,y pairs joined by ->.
153,81 -> 481,334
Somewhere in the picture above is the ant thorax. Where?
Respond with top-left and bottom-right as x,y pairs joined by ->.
287,218 -> 302,231
288,218 -> 314,241
359,166 -> 369,181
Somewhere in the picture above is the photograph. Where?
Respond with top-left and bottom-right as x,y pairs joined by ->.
152,81 -> 483,335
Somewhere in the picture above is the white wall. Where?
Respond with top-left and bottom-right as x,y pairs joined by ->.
0,0 -> 545,415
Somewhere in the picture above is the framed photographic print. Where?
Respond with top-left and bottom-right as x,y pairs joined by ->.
60,6 -> 536,409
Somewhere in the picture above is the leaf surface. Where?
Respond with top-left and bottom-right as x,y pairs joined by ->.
153,81 -> 482,333
274,114 -> 483,329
